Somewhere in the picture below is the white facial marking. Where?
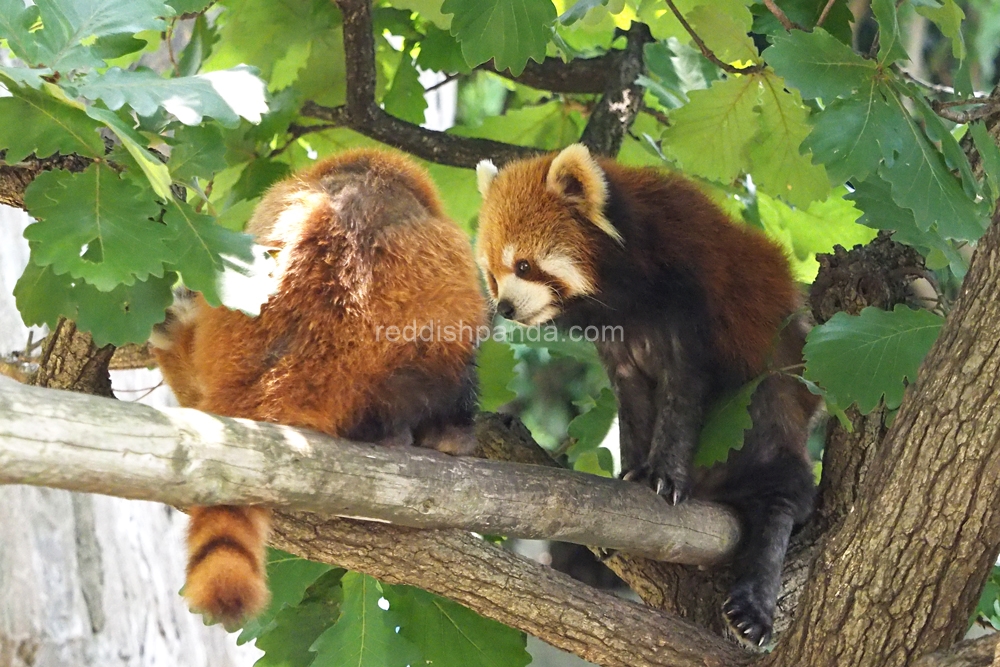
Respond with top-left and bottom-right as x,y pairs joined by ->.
538,252 -> 594,296
497,274 -> 556,324
502,245 -> 516,268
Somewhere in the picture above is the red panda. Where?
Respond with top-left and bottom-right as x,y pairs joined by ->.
475,144 -> 819,648
151,148 -> 487,624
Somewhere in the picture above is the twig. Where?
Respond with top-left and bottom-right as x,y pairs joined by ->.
663,0 -> 764,75
762,0 -> 803,31
424,73 -> 459,93
816,0 -> 838,27
164,19 -> 179,77
641,101 -> 671,128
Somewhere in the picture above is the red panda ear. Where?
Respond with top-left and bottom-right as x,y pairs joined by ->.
546,144 -> 622,243
476,159 -> 498,196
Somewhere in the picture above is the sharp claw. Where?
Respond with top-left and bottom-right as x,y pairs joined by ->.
655,478 -> 665,495
622,470 -> 637,482
671,488 -> 682,505
758,636 -> 767,647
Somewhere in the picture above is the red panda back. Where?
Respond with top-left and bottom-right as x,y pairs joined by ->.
600,161 -> 799,374
152,149 -> 486,623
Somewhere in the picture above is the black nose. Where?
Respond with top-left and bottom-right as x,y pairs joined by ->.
496,299 -> 515,320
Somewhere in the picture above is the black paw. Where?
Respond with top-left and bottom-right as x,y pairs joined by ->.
722,584 -> 773,649
621,463 -> 689,505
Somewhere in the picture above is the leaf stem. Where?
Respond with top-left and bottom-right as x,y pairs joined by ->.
762,0 -> 803,31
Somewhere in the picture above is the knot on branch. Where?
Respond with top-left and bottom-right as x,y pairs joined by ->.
809,231 -> 928,323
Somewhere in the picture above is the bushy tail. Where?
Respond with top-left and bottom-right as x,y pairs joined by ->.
184,506 -> 272,624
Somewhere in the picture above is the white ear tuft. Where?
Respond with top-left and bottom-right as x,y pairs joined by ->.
476,159 -> 498,196
546,144 -> 622,244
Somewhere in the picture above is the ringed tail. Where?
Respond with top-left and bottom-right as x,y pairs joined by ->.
184,506 -> 272,624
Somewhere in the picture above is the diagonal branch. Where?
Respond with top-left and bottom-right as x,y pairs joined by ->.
0,376 -> 750,667
0,150 -> 93,208
663,0 -> 764,75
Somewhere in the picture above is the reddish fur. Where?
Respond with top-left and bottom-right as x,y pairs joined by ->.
153,149 -> 486,623
477,155 -> 799,375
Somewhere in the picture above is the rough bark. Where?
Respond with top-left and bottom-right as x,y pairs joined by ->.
270,513 -> 752,667
912,634 -> 1000,667
764,208 -> 1000,667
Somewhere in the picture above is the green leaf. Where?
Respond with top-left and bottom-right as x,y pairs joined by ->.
387,585 -> 530,667
311,572 -> 419,667
384,56 -> 427,125
75,66 -> 268,127
33,0 -> 173,69
686,0 -> 758,65
168,124 -> 229,182
0,66 -> 54,89
441,0 -> 557,75
847,175 -> 966,277
85,106 -> 174,198
23,165 -> 172,291
880,91 -> 988,242
757,188 -> 873,282
253,569 -> 346,667
803,305 -> 944,414
749,73 -> 829,207
911,91 -> 978,198
0,86 -> 105,162
177,13 -> 217,77
0,0 -> 42,64
205,0 -> 345,107
237,549 -> 333,645
871,0 -> 907,65
477,338 -> 518,411
451,100 -> 585,149
163,199 -> 276,313
167,0 -> 215,13
970,121 -> 1000,202
15,262 -> 175,346
751,0 -> 853,44
573,447 -> 615,476
802,80 -> 906,184
416,25 -> 470,74
231,158 -> 292,202
394,0 -> 452,29
915,0 -> 964,59
695,375 -> 764,467
566,387 -> 617,462
662,75 -> 760,183
763,28 -> 877,100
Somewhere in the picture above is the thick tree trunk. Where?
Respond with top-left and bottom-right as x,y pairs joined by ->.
764,210 -> 1000,666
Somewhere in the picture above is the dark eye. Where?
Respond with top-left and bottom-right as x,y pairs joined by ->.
515,260 -> 531,277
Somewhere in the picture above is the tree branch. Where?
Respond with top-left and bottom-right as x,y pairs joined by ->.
579,22 -> 652,157
482,54 -> 618,94
761,0 -> 802,31
0,377 -> 740,565
912,633 -> 1000,667
0,376 -> 753,667
0,151 -> 93,208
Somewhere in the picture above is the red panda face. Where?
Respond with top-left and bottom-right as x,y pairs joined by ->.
474,144 -> 621,325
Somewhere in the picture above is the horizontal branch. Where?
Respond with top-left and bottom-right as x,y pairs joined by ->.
0,376 -> 750,667
911,633 -> 1000,667
0,376 -> 740,564
299,101 -> 538,168
0,151 -> 93,208
482,54 -> 618,94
